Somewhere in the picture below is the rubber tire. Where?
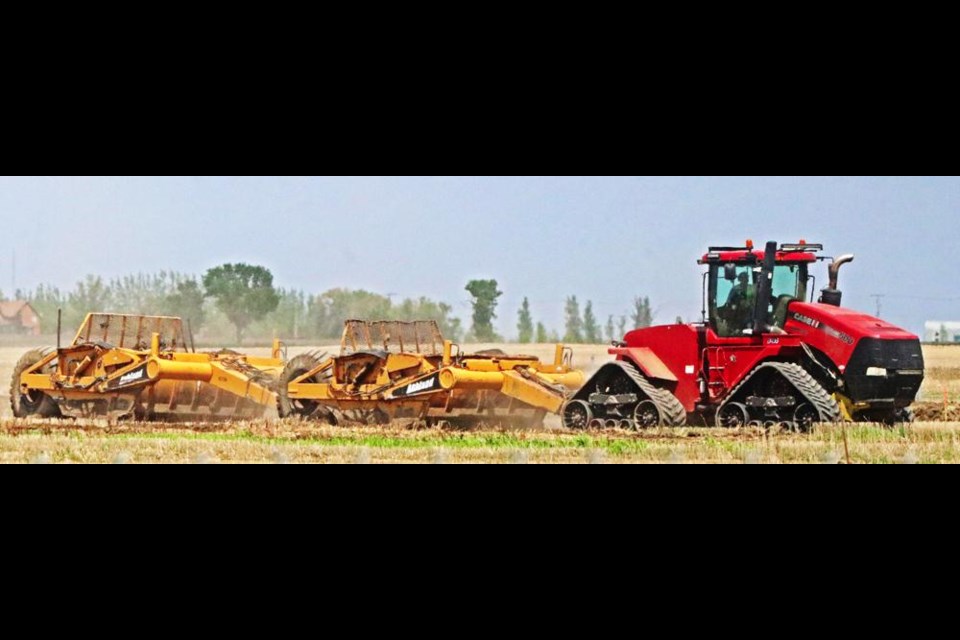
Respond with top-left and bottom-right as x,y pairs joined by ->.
716,402 -> 749,429
562,400 -> 594,430
10,348 -> 62,418
793,403 -> 820,432
634,400 -> 664,429
277,353 -> 332,420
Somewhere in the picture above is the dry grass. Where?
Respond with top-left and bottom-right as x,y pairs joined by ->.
1,418 -> 958,464
920,360 -> 960,401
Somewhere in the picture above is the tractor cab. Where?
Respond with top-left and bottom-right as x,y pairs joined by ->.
700,241 -> 819,338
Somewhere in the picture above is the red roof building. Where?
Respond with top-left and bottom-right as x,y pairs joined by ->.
0,301 -> 42,336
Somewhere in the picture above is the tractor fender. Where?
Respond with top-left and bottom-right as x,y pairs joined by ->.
609,347 -> 677,382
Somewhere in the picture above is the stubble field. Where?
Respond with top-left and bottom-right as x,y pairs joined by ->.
2,342 -> 958,464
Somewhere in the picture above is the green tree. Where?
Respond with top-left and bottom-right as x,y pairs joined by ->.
443,316 -> 464,343
202,264 -> 280,344
100,271 -> 210,333
391,296 -> 463,342
248,288 -> 305,340
564,296 -> 583,344
583,301 -> 600,344
309,288 -> 392,339
517,297 -> 534,344
605,315 -> 616,343
536,322 -> 549,344
631,296 -> 654,329
67,275 -> 112,329
164,278 -> 207,331
110,273 -> 166,314
465,279 -> 503,342
618,316 -> 627,338
23,284 -> 65,333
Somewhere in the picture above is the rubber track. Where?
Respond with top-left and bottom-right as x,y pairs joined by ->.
615,361 -> 687,427
720,361 -> 841,425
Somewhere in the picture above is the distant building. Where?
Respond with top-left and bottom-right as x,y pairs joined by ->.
924,321 -> 960,343
0,301 -> 42,336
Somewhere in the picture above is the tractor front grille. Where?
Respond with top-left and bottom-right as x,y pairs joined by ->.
845,338 -> 924,406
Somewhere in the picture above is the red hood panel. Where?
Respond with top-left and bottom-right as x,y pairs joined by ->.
785,302 -> 919,370
788,303 -> 919,342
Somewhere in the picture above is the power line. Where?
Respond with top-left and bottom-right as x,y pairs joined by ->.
882,294 -> 960,302
870,294 -> 885,318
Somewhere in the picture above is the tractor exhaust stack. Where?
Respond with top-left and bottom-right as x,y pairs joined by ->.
820,254 -> 855,307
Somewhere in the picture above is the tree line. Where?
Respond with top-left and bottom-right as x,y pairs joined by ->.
3,270 -> 658,345
462,279 -> 658,344
7,266 -> 461,344
516,294 -> 655,344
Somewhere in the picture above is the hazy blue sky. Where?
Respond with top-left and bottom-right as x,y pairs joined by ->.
0,176 -> 957,337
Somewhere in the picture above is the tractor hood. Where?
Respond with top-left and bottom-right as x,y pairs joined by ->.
785,301 -> 924,408
786,302 -> 919,344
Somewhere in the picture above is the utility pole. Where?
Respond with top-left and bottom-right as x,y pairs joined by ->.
870,294 -> 885,318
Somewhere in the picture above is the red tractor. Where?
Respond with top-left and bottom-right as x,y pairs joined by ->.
563,240 -> 925,431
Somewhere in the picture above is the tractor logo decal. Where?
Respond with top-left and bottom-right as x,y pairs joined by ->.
792,313 -> 854,345
394,374 -> 439,397
120,369 -> 145,385
793,313 -> 821,329
108,365 -> 149,389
